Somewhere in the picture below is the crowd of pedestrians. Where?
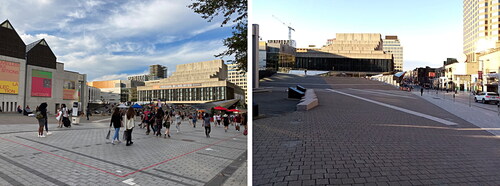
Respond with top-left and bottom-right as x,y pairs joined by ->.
34,102 -> 247,146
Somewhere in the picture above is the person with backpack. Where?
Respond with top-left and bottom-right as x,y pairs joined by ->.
155,108 -> 164,137
203,113 -> 211,138
36,103 -> 48,137
109,108 -> 122,145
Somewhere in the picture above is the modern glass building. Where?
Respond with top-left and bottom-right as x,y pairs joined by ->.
137,60 -> 244,104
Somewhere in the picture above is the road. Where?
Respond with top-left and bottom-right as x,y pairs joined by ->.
254,73 -> 500,185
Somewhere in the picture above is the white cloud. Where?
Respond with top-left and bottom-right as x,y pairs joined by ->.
5,0 -> 233,83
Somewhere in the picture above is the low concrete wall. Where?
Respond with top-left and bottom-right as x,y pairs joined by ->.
297,89 -> 319,111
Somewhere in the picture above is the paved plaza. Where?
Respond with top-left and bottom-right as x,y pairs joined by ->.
254,73 -> 500,185
0,115 -> 247,186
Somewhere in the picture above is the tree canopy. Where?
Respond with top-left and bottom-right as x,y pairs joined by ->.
189,0 -> 247,72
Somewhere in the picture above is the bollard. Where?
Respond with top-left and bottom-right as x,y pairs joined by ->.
498,103 -> 500,116
453,94 -> 455,102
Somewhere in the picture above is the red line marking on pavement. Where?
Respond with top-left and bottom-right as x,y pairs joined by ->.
0,134 -> 243,178
0,136 -> 122,177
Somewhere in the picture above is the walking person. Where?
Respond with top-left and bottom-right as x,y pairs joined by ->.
59,104 -> 69,128
146,109 -> 155,135
192,112 -> 197,128
203,113 -> 211,137
234,114 -> 242,131
164,112 -> 172,138
109,108 -> 122,145
124,107 -> 135,146
36,103 -> 48,137
241,112 -> 248,135
420,87 -> 424,96
155,108 -> 164,137
175,111 -> 182,133
86,107 -> 91,120
216,113 -> 221,127
222,113 -> 229,132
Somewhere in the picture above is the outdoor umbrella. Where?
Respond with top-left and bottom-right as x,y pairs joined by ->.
117,104 -> 129,108
131,103 -> 142,108
227,109 -> 241,112
213,106 -> 228,111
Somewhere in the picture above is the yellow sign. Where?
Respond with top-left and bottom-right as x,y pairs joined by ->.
0,61 -> 20,94
0,81 -> 19,94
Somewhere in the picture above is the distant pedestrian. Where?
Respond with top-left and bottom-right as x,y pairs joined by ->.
203,113 -> 211,138
164,112 -> 172,138
36,103 -> 48,137
155,108 -> 164,137
420,87 -> 424,96
175,111 -> 182,133
241,112 -> 248,135
192,112 -> 197,128
110,108 -> 122,145
234,114 -> 242,131
86,107 -> 91,120
146,109 -> 155,135
17,105 -> 22,113
59,104 -> 69,128
304,69 -> 307,76
216,114 -> 221,127
124,107 -> 135,146
222,113 -> 229,132
42,103 -> 51,135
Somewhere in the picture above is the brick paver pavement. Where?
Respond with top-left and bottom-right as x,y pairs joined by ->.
254,73 -> 500,185
0,118 -> 247,185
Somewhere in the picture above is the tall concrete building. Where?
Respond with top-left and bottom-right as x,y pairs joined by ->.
149,64 -> 167,79
463,0 -> 500,62
296,33 -> 394,75
383,35 -> 403,72
227,63 -> 247,104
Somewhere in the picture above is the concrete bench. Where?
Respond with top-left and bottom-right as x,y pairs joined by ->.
297,89 -> 319,111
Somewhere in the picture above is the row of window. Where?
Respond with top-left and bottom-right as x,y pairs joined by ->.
138,87 -> 229,102
0,101 -> 17,112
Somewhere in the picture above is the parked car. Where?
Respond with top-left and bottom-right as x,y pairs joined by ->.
474,92 -> 500,104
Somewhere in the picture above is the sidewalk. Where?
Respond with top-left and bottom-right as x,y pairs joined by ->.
415,91 -> 500,136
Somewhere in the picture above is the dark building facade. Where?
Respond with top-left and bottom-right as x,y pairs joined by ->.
26,39 -> 57,69
296,52 -> 393,73
0,20 -> 25,59
416,66 -> 437,87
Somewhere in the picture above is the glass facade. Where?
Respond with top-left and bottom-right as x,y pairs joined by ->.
138,86 -> 233,102
296,57 -> 393,72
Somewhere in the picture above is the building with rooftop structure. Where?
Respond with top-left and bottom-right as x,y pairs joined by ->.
137,59 -> 244,104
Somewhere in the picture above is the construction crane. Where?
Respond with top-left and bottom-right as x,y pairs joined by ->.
272,15 -> 295,46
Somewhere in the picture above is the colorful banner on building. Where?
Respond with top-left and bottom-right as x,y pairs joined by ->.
31,69 -> 52,97
0,60 -> 20,94
63,80 -> 77,100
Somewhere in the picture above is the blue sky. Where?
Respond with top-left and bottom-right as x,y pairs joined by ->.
252,0 -> 463,71
0,0 -> 233,81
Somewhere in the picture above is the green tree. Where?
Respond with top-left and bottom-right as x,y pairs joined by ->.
188,0 -> 247,72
